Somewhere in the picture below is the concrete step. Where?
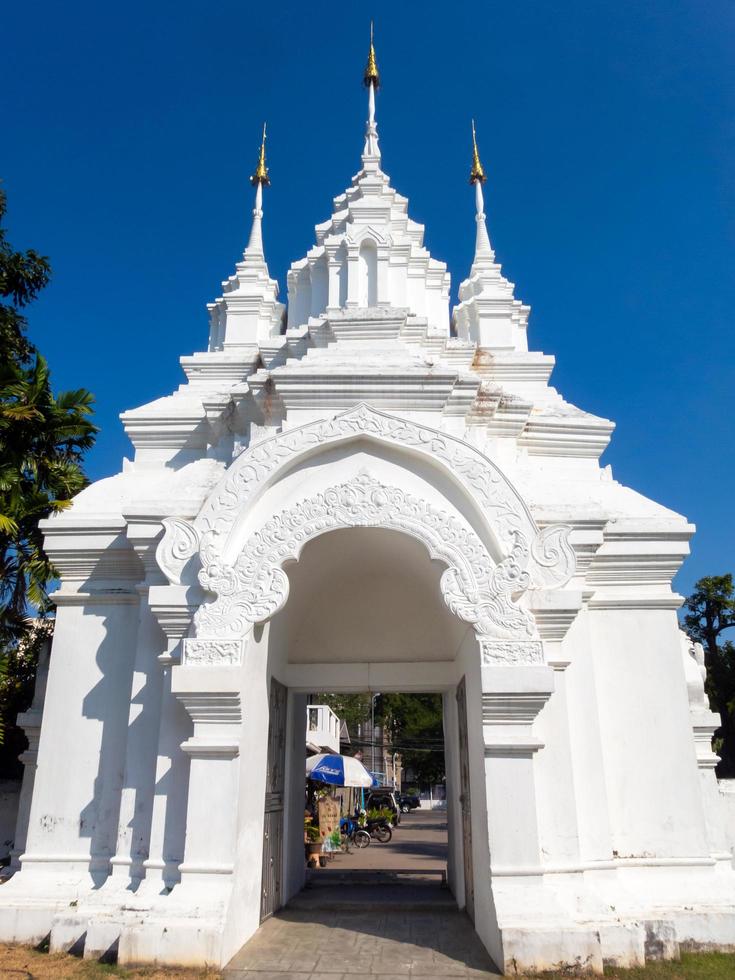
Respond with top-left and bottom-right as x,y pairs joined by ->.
289,881 -> 457,913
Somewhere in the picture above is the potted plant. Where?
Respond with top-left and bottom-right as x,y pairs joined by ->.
304,819 -> 322,866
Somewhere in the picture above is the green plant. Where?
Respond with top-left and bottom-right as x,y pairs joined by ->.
366,807 -> 393,822
305,822 -> 321,843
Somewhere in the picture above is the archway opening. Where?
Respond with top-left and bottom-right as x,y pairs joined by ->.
259,526 -> 482,931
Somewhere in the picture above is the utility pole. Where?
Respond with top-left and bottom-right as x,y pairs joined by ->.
371,692 -> 379,779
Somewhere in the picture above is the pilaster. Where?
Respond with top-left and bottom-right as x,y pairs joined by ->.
172,663 -> 242,891
480,661 -> 554,875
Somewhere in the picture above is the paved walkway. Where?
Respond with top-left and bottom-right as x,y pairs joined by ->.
225,811 -> 499,978
334,808 -> 448,874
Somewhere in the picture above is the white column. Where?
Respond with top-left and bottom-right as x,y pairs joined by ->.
139,585 -> 199,892
106,515 -> 168,889
172,659 -> 242,895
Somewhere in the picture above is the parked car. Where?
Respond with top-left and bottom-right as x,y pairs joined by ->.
397,792 -> 420,813
365,788 -> 401,825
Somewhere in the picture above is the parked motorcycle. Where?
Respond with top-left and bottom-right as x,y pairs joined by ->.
339,814 -> 371,848
366,818 -> 392,843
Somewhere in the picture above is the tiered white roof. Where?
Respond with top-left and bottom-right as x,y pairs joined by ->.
121,35 -> 614,465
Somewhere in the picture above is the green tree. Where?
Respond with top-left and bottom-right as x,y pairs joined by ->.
0,186 -> 97,746
315,693 -> 372,745
684,575 -> 735,777
380,693 -> 445,790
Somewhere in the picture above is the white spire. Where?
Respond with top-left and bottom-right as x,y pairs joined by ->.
245,123 -> 269,263
361,22 -> 381,172
470,120 -> 495,266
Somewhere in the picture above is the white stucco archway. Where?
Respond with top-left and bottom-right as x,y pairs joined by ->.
156,404 -> 576,664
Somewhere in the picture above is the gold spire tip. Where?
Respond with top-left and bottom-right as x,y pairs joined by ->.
469,119 -> 486,185
364,21 -> 380,88
250,122 -> 270,186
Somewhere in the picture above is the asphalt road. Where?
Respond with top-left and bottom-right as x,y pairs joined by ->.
328,807 -> 448,873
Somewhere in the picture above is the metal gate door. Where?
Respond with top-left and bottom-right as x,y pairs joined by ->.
456,676 -> 475,922
261,678 -> 287,922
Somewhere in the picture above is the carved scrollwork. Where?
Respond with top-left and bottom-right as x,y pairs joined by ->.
194,470 -> 535,643
528,524 -> 576,590
156,518 -> 200,585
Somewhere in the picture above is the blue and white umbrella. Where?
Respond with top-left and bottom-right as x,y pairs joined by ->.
306,753 -> 376,788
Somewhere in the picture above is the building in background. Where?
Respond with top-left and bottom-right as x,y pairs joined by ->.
305,704 -> 341,756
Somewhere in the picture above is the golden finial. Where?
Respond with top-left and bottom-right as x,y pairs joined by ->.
364,21 -> 380,88
469,119 -> 486,185
250,122 -> 270,186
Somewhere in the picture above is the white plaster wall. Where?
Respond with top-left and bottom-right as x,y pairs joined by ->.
589,608 -> 710,859
23,599 -> 139,883
719,782 -> 735,856
552,608 -> 614,864
533,661 -> 582,867
272,528 -> 467,664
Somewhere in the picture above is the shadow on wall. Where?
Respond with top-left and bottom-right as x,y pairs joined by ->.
78,609 -> 192,889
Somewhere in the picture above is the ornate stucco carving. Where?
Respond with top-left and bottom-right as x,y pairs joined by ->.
196,403 -> 538,557
156,518 -> 200,586
155,406 -> 576,650
528,524 -> 576,590
480,640 -> 544,665
183,638 -> 242,666
194,470 -> 534,642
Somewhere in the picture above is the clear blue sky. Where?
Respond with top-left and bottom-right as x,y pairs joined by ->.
4,1 -> 734,599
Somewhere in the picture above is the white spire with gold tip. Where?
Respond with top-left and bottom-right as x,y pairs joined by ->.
469,120 -> 494,264
453,119 -> 530,351
361,22 -> 381,171
245,123 -> 269,260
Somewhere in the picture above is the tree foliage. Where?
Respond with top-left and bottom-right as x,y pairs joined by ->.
684,575 -> 735,777
0,186 -> 97,748
380,693 -> 445,789
314,691 -> 446,789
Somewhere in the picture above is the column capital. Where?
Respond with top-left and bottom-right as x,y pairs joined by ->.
481,665 -> 554,757
148,584 -> 200,663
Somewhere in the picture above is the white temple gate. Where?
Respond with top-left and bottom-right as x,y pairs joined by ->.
0,31 -> 732,975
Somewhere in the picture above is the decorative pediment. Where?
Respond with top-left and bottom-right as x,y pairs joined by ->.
156,405 -> 576,652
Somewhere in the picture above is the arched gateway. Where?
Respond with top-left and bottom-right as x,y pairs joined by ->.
1,35 -> 733,977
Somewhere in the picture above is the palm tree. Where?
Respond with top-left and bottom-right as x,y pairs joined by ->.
0,354 -> 96,642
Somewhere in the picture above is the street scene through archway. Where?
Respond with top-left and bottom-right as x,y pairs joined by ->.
229,690 -> 497,978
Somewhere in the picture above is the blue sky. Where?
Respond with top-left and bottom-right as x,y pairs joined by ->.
4,1 -> 734,600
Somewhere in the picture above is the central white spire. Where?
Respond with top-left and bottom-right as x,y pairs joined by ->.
470,120 -> 495,267
361,22 -> 381,172
244,123 -> 269,262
